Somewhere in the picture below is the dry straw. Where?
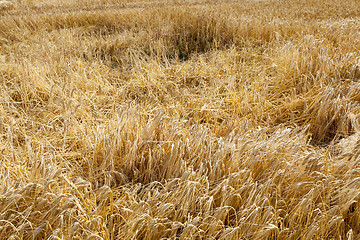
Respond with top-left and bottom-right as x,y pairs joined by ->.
1,0 -> 360,239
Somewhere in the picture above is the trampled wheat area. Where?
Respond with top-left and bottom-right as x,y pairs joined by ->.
1,0 -> 360,239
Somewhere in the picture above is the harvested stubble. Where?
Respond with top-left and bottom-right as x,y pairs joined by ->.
1,0 -> 360,239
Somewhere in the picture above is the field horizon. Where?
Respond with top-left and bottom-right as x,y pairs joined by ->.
1,0 -> 360,239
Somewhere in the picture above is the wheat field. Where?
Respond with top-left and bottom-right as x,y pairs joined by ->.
1,0 -> 360,239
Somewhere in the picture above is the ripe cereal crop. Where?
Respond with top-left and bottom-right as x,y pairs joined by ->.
1,0 -> 360,239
